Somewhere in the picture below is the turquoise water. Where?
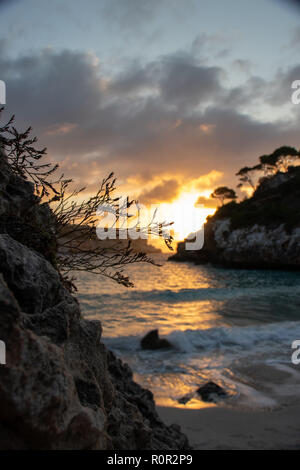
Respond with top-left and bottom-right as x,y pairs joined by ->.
76,254 -> 300,409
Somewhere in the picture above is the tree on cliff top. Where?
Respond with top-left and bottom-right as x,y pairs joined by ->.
236,146 -> 300,192
0,108 -> 173,291
210,186 -> 237,206
236,164 -> 262,190
259,146 -> 299,174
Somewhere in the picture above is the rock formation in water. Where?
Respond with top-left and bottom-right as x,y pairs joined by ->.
0,149 -> 189,450
170,166 -> 300,269
141,330 -> 172,350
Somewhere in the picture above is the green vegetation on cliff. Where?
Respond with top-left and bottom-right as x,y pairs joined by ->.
171,145 -> 300,269
208,165 -> 300,232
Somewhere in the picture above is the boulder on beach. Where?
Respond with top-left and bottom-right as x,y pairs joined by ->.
178,382 -> 227,405
141,329 -> 171,350
196,381 -> 227,402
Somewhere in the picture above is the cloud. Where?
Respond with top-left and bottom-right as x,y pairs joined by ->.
101,0 -> 162,31
285,26 -> 300,49
191,32 -> 233,60
265,64 -> 300,106
232,59 -> 252,74
193,171 -> 224,190
1,44 -> 299,195
195,196 -> 218,209
100,0 -> 196,37
1,48 -> 104,135
158,55 -> 224,110
44,123 -> 78,136
139,178 -> 180,204
108,60 -> 157,96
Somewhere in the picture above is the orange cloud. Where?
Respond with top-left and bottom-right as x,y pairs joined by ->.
138,178 -> 180,204
195,195 -> 218,209
45,123 -> 77,136
199,123 -> 215,134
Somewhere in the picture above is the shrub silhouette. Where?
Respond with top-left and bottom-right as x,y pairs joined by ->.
0,108 -> 173,291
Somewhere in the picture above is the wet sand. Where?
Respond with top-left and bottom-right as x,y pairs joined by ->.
158,404 -> 300,449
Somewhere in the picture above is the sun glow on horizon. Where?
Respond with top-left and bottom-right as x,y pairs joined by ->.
153,190 -> 216,244
81,176 -> 218,252
134,172 -> 222,247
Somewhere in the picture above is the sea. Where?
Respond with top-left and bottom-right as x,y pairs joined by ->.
76,254 -> 300,410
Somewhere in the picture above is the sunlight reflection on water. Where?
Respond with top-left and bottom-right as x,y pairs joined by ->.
75,254 -> 300,409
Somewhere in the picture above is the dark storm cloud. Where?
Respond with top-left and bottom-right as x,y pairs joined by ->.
1,46 -> 299,191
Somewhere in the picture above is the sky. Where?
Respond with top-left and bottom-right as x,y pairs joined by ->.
0,0 -> 300,241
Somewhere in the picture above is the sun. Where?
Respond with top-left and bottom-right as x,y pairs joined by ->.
151,191 -> 216,246
169,191 -> 216,241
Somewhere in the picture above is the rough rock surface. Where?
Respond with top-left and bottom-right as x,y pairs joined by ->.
196,382 -> 227,403
0,151 -> 190,450
178,381 -> 227,405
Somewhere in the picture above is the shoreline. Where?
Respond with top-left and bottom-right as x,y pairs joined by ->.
157,403 -> 300,450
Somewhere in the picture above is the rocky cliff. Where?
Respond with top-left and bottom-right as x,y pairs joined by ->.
170,167 -> 300,269
0,150 -> 189,450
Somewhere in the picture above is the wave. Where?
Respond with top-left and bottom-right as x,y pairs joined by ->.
167,322 -> 300,353
103,321 -> 300,355
83,284 -> 300,304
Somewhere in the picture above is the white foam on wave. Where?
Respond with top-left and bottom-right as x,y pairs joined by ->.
103,322 -> 300,411
167,321 -> 300,354
104,321 -> 300,357
225,375 -> 278,409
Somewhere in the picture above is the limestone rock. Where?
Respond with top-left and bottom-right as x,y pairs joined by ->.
170,167 -> 300,270
0,148 -> 190,450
